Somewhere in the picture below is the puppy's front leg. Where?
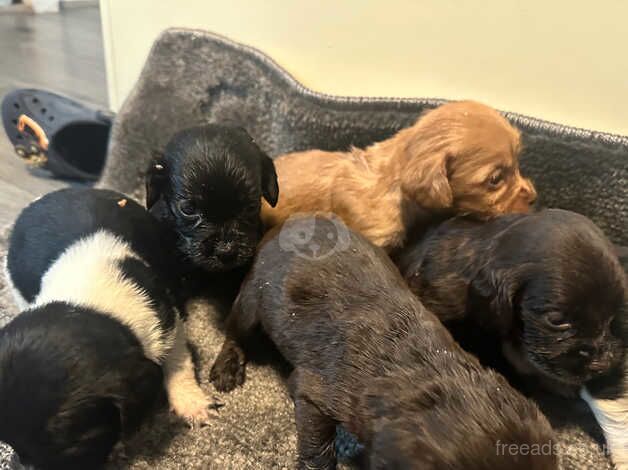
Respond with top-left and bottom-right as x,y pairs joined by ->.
290,369 -> 337,470
294,400 -> 336,468
164,318 -> 212,427
294,397 -> 337,470
210,337 -> 247,392
210,299 -> 259,392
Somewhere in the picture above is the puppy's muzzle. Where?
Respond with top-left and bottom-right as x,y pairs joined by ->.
510,177 -> 538,213
521,178 -> 537,204
213,241 -> 237,264
588,347 -> 619,375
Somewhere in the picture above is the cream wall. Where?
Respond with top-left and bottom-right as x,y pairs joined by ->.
100,0 -> 628,135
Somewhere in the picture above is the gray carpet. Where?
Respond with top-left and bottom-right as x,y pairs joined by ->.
2,27 -> 628,469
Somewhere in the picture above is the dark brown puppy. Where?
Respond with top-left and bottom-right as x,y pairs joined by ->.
396,209 -> 628,396
210,215 -> 556,470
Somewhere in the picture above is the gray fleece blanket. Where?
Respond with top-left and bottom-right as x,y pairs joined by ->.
2,27 -> 628,469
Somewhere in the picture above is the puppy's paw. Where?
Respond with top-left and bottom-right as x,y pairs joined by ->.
210,347 -> 245,392
169,381 -> 214,428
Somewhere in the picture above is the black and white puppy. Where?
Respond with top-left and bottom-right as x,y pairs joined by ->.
396,209 -> 628,466
1,188 -> 213,469
210,215 -> 557,470
146,125 -> 279,273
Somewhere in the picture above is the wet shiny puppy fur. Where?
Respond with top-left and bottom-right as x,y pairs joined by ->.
210,215 -> 556,470
2,188 -> 213,469
146,124 -> 278,273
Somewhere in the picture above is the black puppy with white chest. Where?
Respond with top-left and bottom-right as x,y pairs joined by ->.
210,215 -> 557,470
2,188 -> 213,469
397,209 -> 627,394
396,209 -> 628,466
146,124 -> 279,273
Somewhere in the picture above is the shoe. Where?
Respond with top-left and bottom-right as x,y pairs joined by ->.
2,88 -> 112,181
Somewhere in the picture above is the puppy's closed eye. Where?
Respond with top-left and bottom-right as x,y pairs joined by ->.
176,200 -> 199,219
485,165 -> 514,190
486,169 -> 505,189
544,312 -> 573,331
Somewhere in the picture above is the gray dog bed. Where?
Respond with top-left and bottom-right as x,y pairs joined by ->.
2,27 -> 627,469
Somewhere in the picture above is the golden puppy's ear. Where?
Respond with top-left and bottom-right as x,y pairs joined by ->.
401,152 -> 453,210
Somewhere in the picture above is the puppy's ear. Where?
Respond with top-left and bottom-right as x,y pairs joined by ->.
145,153 -> 168,210
470,264 -> 529,335
401,152 -> 453,210
260,153 -> 279,207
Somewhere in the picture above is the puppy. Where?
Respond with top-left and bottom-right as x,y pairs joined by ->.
146,124 -> 279,272
1,188 -> 213,469
209,215 -> 556,469
396,209 -> 628,466
397,209 -> 627,392
261,101 -> 537,252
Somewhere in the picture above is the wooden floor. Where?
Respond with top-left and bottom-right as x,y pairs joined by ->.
0,5 -> 107,228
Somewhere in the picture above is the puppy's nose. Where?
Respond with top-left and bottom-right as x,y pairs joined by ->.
589,348 -> 617,374
520,178 -> 537,205
215,241 -> 237,263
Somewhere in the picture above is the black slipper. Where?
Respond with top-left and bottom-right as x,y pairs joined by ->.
1,88 -> 113,181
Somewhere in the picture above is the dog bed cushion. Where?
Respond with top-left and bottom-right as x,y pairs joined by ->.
2,28 -> 627,469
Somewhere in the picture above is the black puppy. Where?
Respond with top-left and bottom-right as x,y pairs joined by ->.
396,209 -> 628,467
397,209 -> 627,393
2,188 -> 213,469
146,125 -> 279,273
210,215 -> 557,470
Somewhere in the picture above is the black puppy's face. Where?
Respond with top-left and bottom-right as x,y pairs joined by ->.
484,213 -> 628,389
146,125 -> 278,272
514,265 -> 626,388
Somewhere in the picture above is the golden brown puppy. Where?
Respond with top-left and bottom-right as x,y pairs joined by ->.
262,100 -> 537,251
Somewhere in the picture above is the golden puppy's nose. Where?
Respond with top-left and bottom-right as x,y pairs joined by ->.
521,178 -> 537,205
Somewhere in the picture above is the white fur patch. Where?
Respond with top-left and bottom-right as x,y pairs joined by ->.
581,387 -> 628,469
163,317 -> 211,424
3,254 -> 29,312
34,230 -> 175,364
